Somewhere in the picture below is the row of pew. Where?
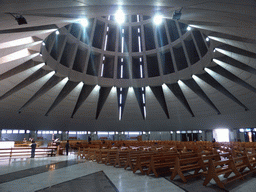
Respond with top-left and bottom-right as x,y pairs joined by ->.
77,144 -> 256,189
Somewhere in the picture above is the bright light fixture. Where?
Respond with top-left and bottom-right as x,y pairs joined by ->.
55,30 -> 59,35
206,37 -> 209,41
153,15 -> 163,25
187,26 -> 191,31
79,18 -> 88,27
115,9 -> 125,24
42,42 -> 45,46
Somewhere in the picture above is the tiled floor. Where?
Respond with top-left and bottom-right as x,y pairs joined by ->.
0,155 -> 255,192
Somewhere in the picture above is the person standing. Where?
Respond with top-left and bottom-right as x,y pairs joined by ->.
65,140 -> 70,155
31,140 -> 36,158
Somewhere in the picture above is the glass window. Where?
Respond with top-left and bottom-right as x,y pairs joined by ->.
19,130 -> 25,134
213,129 -> 230,142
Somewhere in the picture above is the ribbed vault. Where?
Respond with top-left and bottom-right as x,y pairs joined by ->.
0,0 -> 255,131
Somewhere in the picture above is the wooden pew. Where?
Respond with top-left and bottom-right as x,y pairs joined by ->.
97,149 -> 109,164
226,155 -> 254,177
170,156 -> 206,183
203,158 -> 243,189
124,151 -> 141,170
248,153 -> 256,168
133,152 -> 155,174
147,152 -> 179,177
86,149 -> 96,160
105,150 -> 118,165
114,150 -> 130,168
201,154 -> 221,168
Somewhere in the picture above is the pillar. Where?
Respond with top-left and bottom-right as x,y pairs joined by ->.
30,131 -> 36,140
198,131 -> 205,141
61,132 -> 68,141
172,132 -> 176,141
205,130 -> 213,141
114,132 -> 119,141
238,132 -> 245,142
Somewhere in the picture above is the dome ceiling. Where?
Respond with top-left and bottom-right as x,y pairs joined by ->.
0,1 -> 255,131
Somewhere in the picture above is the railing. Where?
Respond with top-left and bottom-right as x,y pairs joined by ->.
0,147 -> 57,159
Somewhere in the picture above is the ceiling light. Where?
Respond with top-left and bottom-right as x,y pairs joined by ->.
56,30 -> 59,35
206,37 -> 209,41
187,26 -> 191,31
153,15 -> 163,25
213,48 -> 216,52
115,9 -> 125,24
42,42 -> 45,46
79,18 -> 88,27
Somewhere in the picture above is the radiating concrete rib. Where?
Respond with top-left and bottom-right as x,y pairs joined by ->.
133,88 -> 145,120
71,84 -> 95,118
182,79 -> 221,114
0,68 -> 50,101
0,24 -> 58,34
209,65 -> 256,94
150,86 -> 170,119
96,87 -> 112,119
209,32 -> 256,44
216,56 -> 256,75
0,60 -> 41,81
117,87 -> 128,120
45,81 -> 79,116
166,83 -> 195,117
19,75 -> 63,112
218,44 -> 256,58
197,73 -> 249,111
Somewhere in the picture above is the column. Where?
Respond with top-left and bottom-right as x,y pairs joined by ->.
30,131 -> 36,140
205,130 -> 213,141
120,132 -> 126,141
198,131 -> 205,141
176,132 -> 181,141
114,132 -> 119,141
172,132 -> 176,141
238,132 -> 245,142
229,129 -> 237,142
61,132 -> 68,141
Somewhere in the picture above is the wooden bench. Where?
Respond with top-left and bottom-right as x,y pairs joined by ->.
114,150 -> 130,168
105,150 -> 118,165
201,154 -> 221,168
170,156 -> 206,183
147,152 -> 179,177
124,151 -> 141,170
133,152 -> 155,174
203,158 -> 243,189
86,149 -> 97,160
228,155 -> 254,177
97,149 -> 109,164
248,153 -> 256,168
